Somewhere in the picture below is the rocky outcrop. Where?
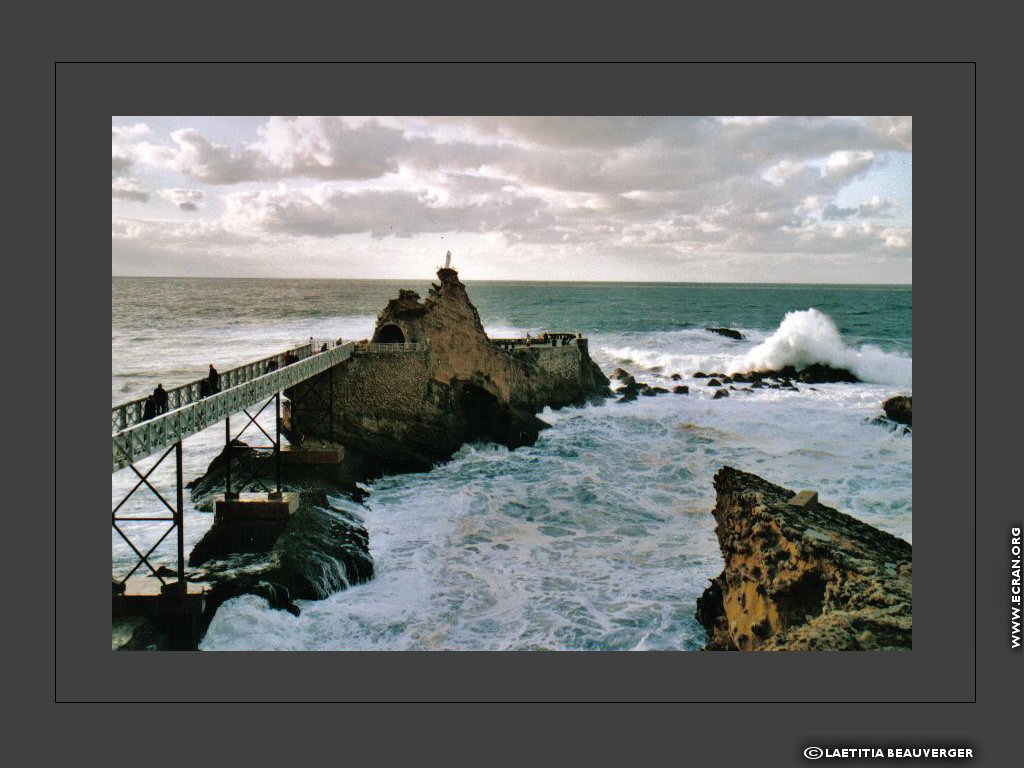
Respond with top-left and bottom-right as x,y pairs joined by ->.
726,364 -> 859,384
706,327 -> 744,340
697,467 -> 912,651
883,395 -> 912,426
288,268 -> 609,474
185,444 -> 373,638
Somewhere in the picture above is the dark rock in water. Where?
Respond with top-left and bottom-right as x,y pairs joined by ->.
706,378 -> 722,387
671,373 -> 682,381
720,375 -> 733,384
713,389 -> 729,399
693,371 -> 708,379
697,467 -> 912,651
185,445 -> 374,641
735,363 -> 860,385
705,327 -> 745,340
707,372 -> 725,379
870,416 -> 911,435
649,386 -> 669,394
731,372 -> 748,383
882,395 -> 912,426
609,367 -> 633,381
672,385 -> 689,394
114,616 -> 178,651
750,381 -> 764,389
796,363 -> 860,384
616,376 -> 645,402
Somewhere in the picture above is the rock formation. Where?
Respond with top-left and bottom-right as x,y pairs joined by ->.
185,444 -> 373,638
706,327 -> 745,340
696,467 -> 912,651
288,268 -> 610,473
883,395 -> 912,426
727,364 -> 860,384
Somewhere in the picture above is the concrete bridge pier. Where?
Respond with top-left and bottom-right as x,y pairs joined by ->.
217,392 -> 299,521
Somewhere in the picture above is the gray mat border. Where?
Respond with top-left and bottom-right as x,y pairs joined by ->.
55,62 -> 975,704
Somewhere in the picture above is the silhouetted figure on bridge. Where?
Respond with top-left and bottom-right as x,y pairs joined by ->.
207,365 -> 221,394
152,384 -> 168,415
320,342 -> 329,352
266,358 -> 279,373
142,395 -> 157,421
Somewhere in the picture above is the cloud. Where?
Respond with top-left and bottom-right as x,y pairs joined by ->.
111,177 -> 148,203
112,116 -> 912,280
865,116 -> 912,150
823,196 -> 895,220
112,122 -> 151,142
111,154 -> 133,178
158,188 -> 205,211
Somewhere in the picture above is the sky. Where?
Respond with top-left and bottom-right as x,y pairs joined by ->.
112,116 -> 912,283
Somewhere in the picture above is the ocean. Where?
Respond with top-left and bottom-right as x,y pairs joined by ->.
112,277 -> 912,651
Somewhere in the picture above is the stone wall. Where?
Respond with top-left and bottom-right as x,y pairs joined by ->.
514,344 -> 590,393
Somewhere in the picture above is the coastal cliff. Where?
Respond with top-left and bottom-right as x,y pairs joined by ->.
696,467 -> 912,651
288,268 -> 610,473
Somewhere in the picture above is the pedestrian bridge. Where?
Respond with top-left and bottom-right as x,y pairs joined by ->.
110,335 -> 436,598
111,340 -> 355,472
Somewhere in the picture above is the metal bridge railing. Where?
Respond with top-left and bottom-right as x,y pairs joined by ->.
112,342 -> 355,472
112,338 -> 345,433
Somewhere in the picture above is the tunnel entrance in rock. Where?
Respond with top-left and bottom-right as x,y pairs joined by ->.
774,570 -> 827,628
376,324 -> 406,344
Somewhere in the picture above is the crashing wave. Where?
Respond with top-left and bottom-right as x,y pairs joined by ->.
728,308 -> 911,386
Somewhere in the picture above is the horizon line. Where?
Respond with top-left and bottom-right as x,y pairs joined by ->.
112,274 -> 912,287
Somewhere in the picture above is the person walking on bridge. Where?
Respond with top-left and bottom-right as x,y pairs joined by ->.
207,364 -> 221,394
152,383 -> 169,415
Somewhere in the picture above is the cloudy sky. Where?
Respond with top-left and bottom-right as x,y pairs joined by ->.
112,116 -> 911,283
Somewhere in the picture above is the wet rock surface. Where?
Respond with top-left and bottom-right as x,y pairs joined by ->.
185,445 -> 373,640
882,395 -> 912,426
697,467 -> 912,651
705,327 -> 745,340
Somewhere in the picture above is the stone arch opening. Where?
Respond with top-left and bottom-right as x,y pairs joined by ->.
375,324 -> 406,344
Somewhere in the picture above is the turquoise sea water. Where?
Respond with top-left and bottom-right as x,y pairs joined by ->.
112,277 -> 912,650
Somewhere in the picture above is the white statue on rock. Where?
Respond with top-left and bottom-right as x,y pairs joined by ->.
444,250 -> 452,269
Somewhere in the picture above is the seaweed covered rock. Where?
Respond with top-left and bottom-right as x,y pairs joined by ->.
697,467 -> 912,651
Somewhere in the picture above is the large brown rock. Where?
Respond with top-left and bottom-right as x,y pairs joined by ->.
696,467 -> 912,651
288,268 -> 610,473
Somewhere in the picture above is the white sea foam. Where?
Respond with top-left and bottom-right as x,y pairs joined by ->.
201,320 -> 912,651
112,300 -> 912,651
728,309 -> 912,386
